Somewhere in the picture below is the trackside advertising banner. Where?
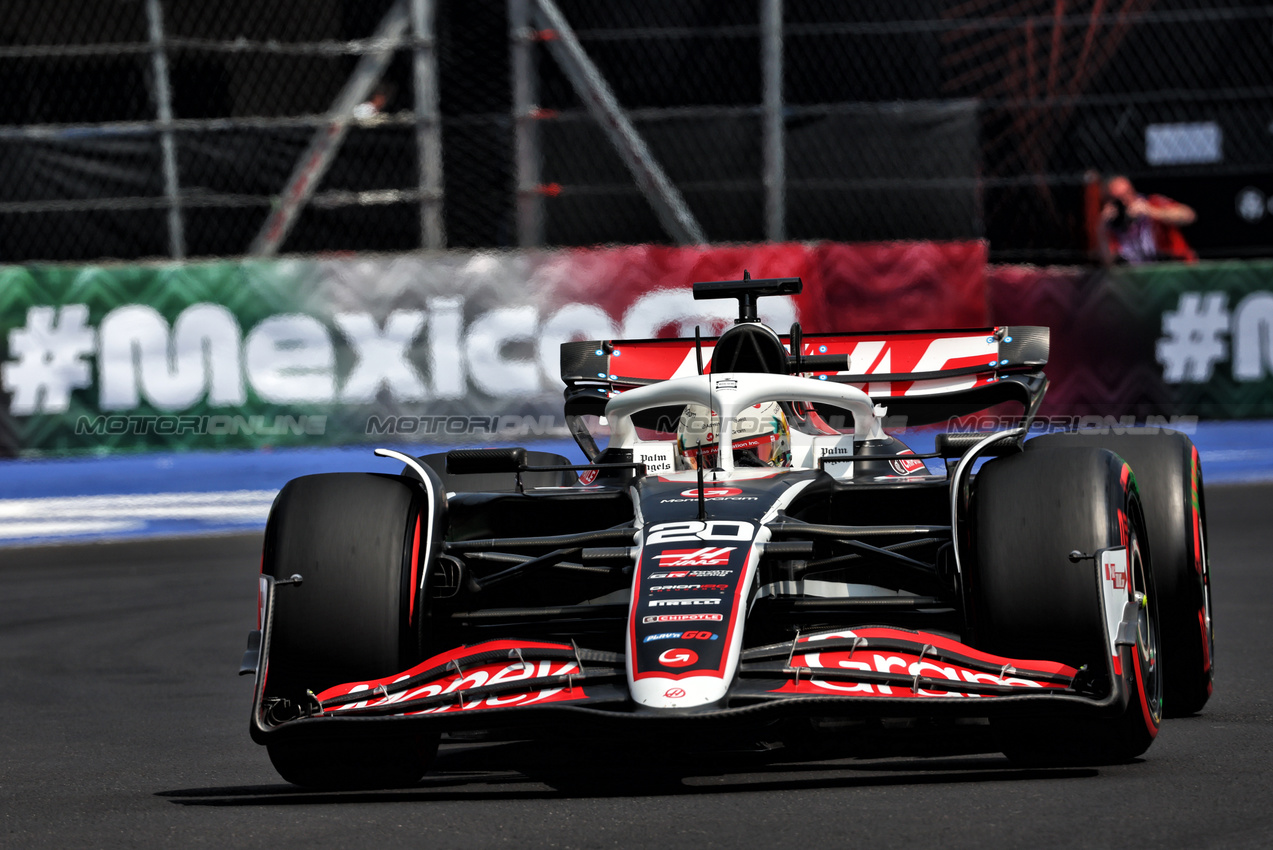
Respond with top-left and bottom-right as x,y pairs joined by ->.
988,260 -> 1273,420
0,242 -> 986,455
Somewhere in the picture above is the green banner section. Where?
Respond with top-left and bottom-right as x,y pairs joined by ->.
0,261 -> 324,454
1111,261 -> 1273,418
1120,260 -> 1273,417
5,253 -> 1272,458
989,260 -> 1273,419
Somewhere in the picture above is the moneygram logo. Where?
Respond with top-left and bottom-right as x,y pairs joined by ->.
680,487 -> 743,498
653,547 -> 734,568
658,648 -> 699,667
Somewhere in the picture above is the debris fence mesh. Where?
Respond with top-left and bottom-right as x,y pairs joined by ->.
1,0 -> 1267,263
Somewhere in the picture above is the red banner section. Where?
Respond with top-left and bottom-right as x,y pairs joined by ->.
987,264 -> 1099,415
536,240 -> 988,336
810,241 -> 988,332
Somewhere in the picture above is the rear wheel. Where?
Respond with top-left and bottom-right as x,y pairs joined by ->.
261,472 -> 439,788
1028,429 -> 1213,715
971,447 -> 1162,765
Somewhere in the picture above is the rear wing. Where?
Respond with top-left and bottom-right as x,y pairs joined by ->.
561,326 -> 1049,425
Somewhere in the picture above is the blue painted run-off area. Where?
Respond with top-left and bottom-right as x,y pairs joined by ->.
0,422 -> 1269,547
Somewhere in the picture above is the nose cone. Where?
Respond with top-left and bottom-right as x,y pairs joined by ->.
630,674 -> 729,708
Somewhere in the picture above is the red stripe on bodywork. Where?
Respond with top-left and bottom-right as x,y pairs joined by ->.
408,515 -> 421,623
1132,646 -> 1160,738
1191,447 -> 1203,574
1199,609 -> 1211,673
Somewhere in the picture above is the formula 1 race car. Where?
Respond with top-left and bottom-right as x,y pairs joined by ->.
241,275 -> 1214,788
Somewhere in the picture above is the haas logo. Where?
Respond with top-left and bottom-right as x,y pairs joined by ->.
1105,560 -> 1128,590
654,547 -> 734,567
658,648 -> 699,668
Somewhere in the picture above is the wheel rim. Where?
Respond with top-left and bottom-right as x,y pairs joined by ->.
1199,521 -> 1214,677
1132,537 -> 1163,725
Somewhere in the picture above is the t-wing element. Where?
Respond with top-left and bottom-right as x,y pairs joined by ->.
605,372 -> 879,473
693,274 -> 802,324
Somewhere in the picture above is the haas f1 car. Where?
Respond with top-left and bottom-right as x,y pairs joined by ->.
242,276 -> 1214,788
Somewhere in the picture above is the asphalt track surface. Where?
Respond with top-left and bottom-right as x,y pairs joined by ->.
3,485 -> 1271,849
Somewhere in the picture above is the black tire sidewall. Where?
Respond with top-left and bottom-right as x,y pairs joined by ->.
970,447 -> 1128,666
972,446 -> 1161,763
262,472 -> 423,702
1027,429 -> 1213,714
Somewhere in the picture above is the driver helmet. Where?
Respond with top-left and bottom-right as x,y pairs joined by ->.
676,401 -> 792,469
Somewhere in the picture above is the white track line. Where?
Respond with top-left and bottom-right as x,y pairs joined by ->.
0,490 -> 278,541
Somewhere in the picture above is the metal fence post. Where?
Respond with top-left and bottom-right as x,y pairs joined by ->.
532,0 -> 706,245
250,0 -> 409,256
511,0 -> 543,247
761,0 -> 785,242
411,0 -> 445,249
144,0 -> 185,259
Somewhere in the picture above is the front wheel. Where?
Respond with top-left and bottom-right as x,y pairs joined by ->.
971,447 -> 1162,765
261,472 -> 440,788
1027,429 -> 1213,715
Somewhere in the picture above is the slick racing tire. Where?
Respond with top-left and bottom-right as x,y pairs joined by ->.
261,472 -> 439,788
1028,429 -> 1213,715
971,447 -> 1163,766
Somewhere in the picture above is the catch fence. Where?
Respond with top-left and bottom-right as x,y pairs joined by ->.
2,0 -> 1269,263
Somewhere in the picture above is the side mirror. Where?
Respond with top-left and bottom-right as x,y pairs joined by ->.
934,432 -> 1020,458
446,447 -> 526,475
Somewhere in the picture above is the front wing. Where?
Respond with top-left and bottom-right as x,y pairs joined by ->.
248,547 -> 1139,741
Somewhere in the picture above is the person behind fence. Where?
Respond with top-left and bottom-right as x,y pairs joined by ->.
1099,174 -> 1197,264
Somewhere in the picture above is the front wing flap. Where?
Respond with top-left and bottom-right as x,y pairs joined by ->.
249,548 -> 1139,739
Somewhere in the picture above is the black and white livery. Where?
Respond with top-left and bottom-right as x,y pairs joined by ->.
242,275 -> 1214,788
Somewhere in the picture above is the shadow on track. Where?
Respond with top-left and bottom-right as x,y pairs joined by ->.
157,742 -> 1099,806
